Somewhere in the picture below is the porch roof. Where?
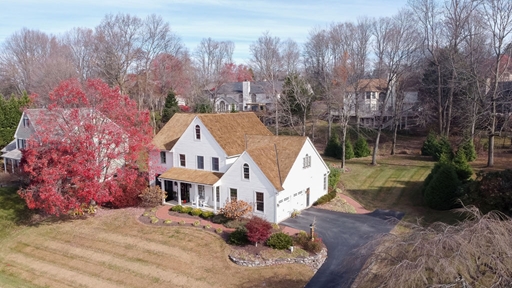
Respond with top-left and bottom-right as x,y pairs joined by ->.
1,149 -> 21,160
158,167 -> 224,185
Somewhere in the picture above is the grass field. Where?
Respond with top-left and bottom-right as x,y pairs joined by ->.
0,188 -> 312,288
331,154 -> 465,224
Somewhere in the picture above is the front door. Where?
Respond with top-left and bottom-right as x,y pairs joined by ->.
180,183 -> 191,203
164,181 -> 174,202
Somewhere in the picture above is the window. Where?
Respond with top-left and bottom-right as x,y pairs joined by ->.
198,185 -> 205,199
179,154 -> 186,167
197,156 -> 204,169
195,125 -> 201,140
212,157 -> 219,171
243,163 -> 249,180
160,151 -> 166,164
230,188 -> 237,202
216,186 -> 220,202
323,173 -> 327,190
255,192 -> 264,212
303,154 -> 311,168
22,116 -> 30,127
17,139 -> 26,149
365,92 -> 371,100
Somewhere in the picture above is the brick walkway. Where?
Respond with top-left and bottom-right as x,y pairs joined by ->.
155,205 -> 302,235
338,194 -> 371,214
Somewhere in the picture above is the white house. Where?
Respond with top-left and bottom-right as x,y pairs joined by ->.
1,108 -> 126,177
151,112 -> 330,223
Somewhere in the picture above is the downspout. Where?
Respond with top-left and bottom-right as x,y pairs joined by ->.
274,144 -> 282,224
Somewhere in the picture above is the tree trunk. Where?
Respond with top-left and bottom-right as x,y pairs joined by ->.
437,64 -> 443,135
275,96 -> 279,136
302,112 -> 306,137
372,126 -> 382,165
391,122 -> 398,155
341,125 -> 347,169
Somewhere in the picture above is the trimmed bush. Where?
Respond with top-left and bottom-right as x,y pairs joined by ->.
421,131 -> 439,156
313,190 -> 337,206
344,139 -> 355,160
224,219 -> 248,229
211,214 -> 229,224
424,164 -> 461,210
328,165 -> 341,189
353,137 -> 371,158
266,232 -> 293,250
139,186 -> 165,207
303,237 -> 323,254
181,206 -> 193,214
220,200 -> 252,220
216,228 -> 223,234
245,216 -> 273,246
293,231 -> 310,247
229,226 -> 249,245
170,205 -> 183,212
200,211 -> 214,219
324,134 -> 342,159
192,220 -> 200,226
190,208 -> 202,216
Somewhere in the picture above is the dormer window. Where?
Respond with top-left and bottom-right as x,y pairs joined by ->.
23,116 -> 30,127
195,125 -> 201,140
243,163 -> 250,180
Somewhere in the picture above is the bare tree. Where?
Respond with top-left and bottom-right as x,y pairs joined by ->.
371,10 -> 419,165
281,38 -> 301,75
281,73 -> 314,136
354,206 -> 512,287
61,27 -> 98,82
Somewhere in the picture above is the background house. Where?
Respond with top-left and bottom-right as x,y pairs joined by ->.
151,112 -> 329,223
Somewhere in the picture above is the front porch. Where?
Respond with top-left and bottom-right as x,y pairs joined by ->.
157,167 -> 225,213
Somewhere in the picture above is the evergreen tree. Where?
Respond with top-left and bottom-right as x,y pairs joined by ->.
0,92 -> 31,148
453,149 -> 473,181
424,164 -> 460,210
345,139 -> 355,160
324,134 -> 342,159
459,139 -> 477,162
421,131 -> 439,156
354,137 -> 371,158
161,90 -> 180,125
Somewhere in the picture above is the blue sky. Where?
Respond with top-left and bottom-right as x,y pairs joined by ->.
1,0 -> 408,63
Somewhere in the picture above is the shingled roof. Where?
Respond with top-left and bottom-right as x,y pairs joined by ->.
153,112 -> 273,156
245,135 -> 307,191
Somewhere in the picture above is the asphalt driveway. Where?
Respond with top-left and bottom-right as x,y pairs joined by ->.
282,207 -> 404,288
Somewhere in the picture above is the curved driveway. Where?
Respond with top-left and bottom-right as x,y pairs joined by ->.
282,207 -> 404,288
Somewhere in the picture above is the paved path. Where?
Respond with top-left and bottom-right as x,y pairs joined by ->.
338,194 -> 371,214
282,207 -> 404,288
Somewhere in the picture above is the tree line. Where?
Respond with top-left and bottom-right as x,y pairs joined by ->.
0,0 -> 511,167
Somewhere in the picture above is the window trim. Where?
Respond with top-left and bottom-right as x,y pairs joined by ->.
195,125 -> 201,140
243,163 -> 250,180
303,154 -> 311,168
230,188 -> 237,202
179,154 -> 186,167
197,155 -> 204,170
255,192 -> 264,212
22,116 -> 30,127
160,151 -> 166,164
212,157 -> 219,171
323,173 -> 327,190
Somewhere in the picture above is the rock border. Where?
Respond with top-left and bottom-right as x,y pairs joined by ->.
229,247 -> 327,271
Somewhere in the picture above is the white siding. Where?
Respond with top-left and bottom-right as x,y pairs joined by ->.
171,117 -> 229,172
220,152 -> 277,222
276,139 -> 329,222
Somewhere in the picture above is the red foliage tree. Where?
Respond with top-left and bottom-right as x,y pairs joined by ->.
245,216 -> 273,246
220,63 -> 254,82
18,78 -> 153,215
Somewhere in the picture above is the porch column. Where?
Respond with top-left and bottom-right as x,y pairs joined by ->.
194,184 -> 199,208
160,179 -> 165,204
177,182 -> 181,205
213,186 -> 217,213
11,160 -> 14,173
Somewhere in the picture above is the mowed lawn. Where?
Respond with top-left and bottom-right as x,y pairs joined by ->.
332,154 -> 462,224
0,188 -> 313,288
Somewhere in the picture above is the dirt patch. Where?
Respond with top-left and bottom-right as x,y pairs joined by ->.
315,194 -> 357,213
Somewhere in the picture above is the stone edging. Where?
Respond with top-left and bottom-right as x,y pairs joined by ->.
229,247 -> 327,271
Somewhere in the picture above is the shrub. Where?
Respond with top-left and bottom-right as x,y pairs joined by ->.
324,134 -> 342,159
164,220 -> 172,224
190,208 -> 202,216
433,137 -> 453,161
245,216 -> 273,246
328,165 -> 341,189
291,209 -> 301,218
170,205 -> 183,212
200,211 -> 214,219
224,219 -> 248,229
192,220 -> 200,226
303,237 -> 323,254
139,186 -> 165,207
453,149 -> 473,181
216,227 -> 223,234
313,190 -> 337,206
179,220 -> 185,225
474,169 -> 512,214
220,200 -> 252,220
150,216 -> 159,224
181,206 -> 193,214
266,232 -> 293,250
204,224 -> 211,229
211,214 -> 229,224
143,212 -> 150,217
229,226 -> 249,245
421,131 -> 439,156
353,137 -> 371,158
424,164 -> 461,210
344,139 -> 355,160
294,231 -> 310,247
459,139 -> 477,162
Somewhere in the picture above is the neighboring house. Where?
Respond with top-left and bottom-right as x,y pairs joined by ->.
1,108 -> 126,177
209,81 -> 283,114
152,112 -> 330,223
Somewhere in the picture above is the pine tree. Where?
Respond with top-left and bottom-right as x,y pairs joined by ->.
161,90 -> 179,125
